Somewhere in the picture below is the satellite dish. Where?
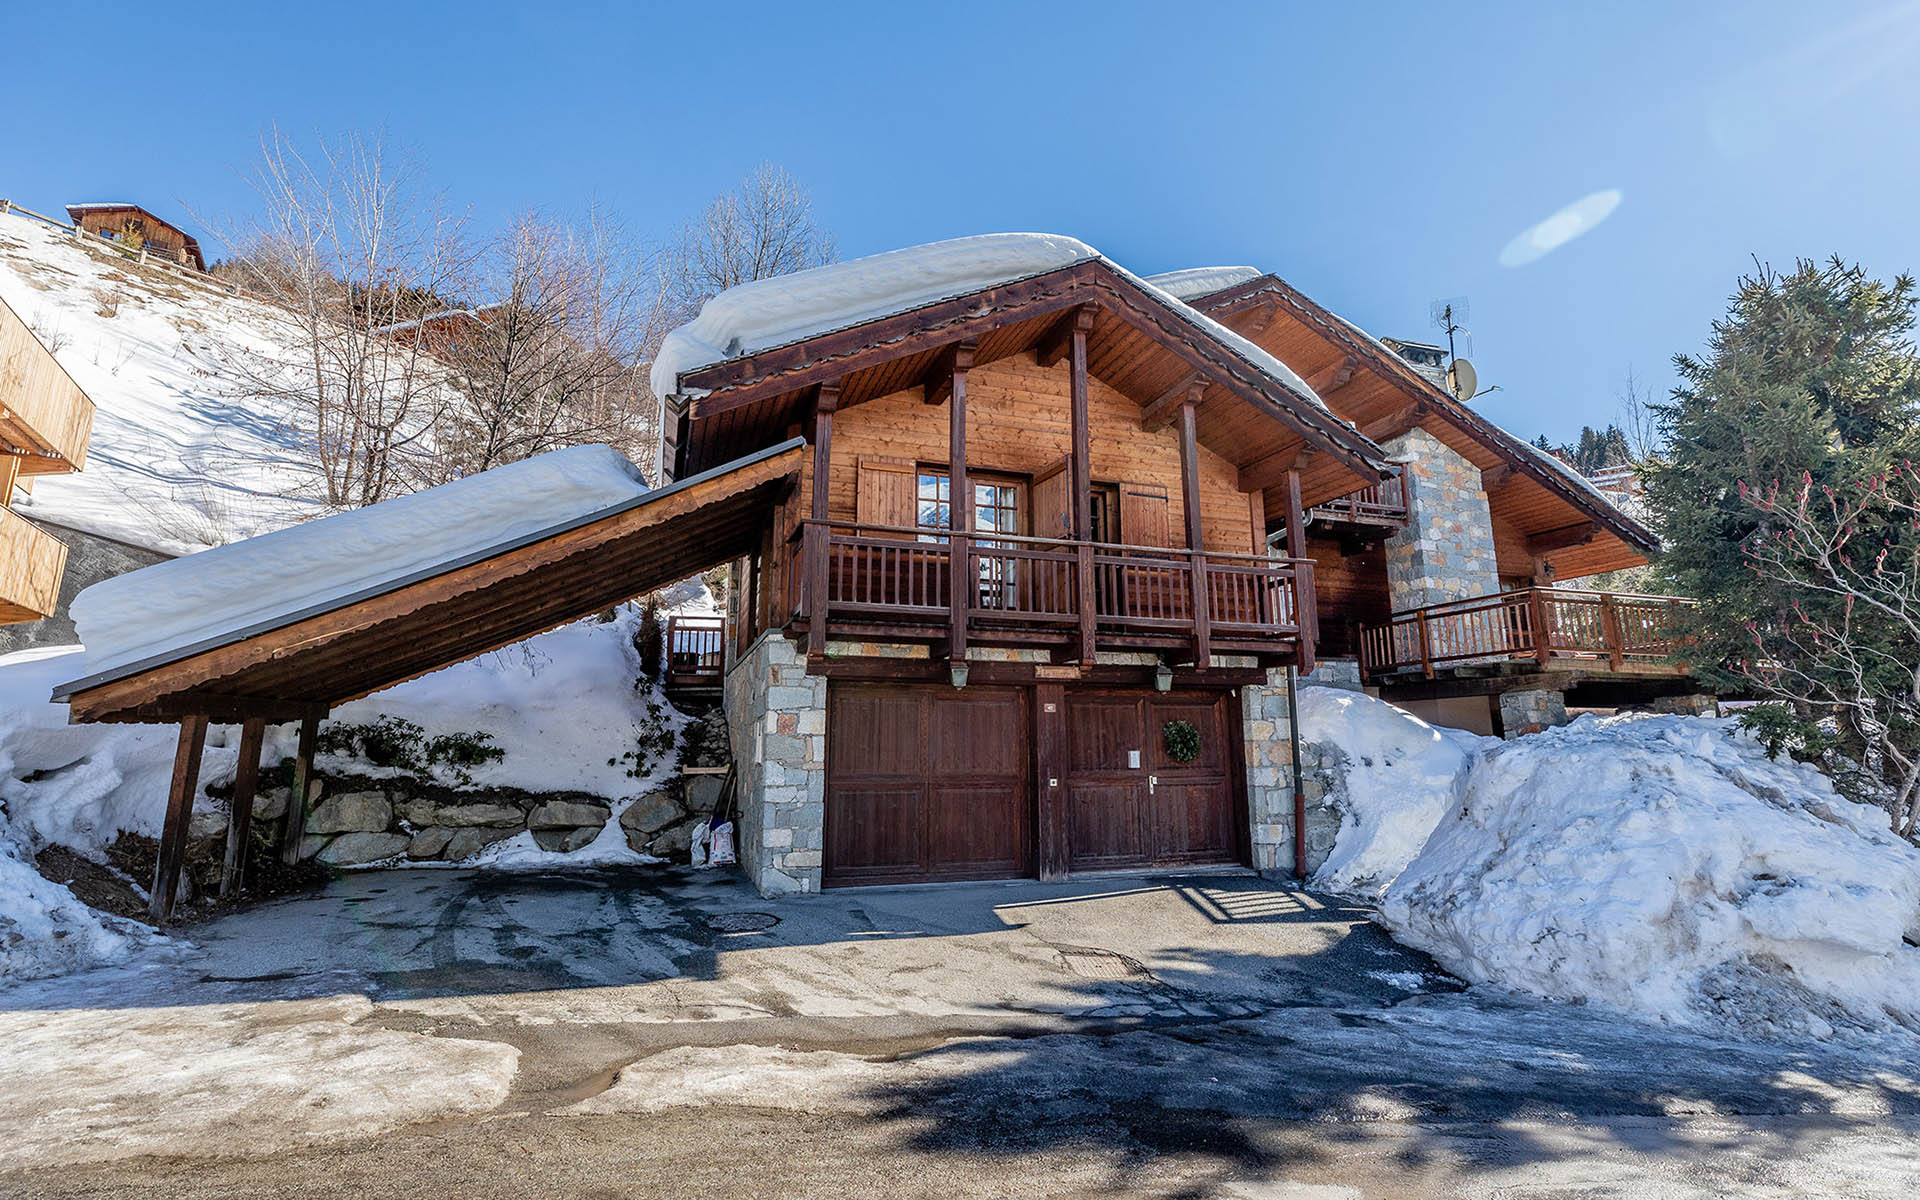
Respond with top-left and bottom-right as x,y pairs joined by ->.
1447,358 -> 1479,403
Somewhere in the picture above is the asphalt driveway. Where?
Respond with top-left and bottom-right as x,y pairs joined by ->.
4,866 -> 1918,1198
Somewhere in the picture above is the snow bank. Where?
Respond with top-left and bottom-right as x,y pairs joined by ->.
1143,265 -> 1262,300
1297,688 -> 1490,895
1364,713 -> 1920,1038
69,444 -> 649,679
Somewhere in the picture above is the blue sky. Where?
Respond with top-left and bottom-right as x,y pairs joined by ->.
5,0 -> 1918,445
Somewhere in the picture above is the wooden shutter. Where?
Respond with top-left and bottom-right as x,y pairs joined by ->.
1118,483 -> 1170,547
856,457 -> 917,536
1031,458 -> 1073,541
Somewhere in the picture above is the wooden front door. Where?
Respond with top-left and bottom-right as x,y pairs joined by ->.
1064,690 -> 1241,872
825,683 -> 1032,886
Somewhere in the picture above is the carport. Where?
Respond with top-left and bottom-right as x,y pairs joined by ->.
51,439 -> 803,920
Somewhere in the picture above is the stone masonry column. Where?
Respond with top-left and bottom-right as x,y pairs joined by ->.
1381,428 -> 1501,611
722,633 -> 826,894
1239,670 -> 1340,875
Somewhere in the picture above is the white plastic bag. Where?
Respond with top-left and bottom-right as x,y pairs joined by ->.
708,820 -> 737,867
689,820 -> 710,868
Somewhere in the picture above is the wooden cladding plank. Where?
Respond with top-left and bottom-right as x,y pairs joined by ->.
0,505 -> 67,622
855,457 -> 918,535
0,293 -> 95,470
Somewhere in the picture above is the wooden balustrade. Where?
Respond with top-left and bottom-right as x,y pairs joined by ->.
664,615 -> 725,695
1306,465 -> 1408,527
1357,586 -> 1696,680
788,520 -> 1312,661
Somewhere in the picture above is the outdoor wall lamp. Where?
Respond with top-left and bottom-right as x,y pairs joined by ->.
950,661 -> 969,689
1154,663 -> 1174,692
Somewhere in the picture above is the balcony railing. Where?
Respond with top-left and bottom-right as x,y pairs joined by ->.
1307,465 -> 1407,528
1357,587 -> 1696,681
787,521 -> 1315,663
664,614 -> 725,695
0,507 -> 68,625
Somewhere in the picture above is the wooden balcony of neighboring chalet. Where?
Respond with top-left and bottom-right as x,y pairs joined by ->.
0,502 -> 68,623
663,614 -> 726,702
1357,586 -> 1697,684
785,520 -> 1317,669
1,292 -> 96,477
1305,464 -> 1407,533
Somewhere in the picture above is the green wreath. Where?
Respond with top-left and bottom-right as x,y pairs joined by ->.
1162,719 -> 1202,764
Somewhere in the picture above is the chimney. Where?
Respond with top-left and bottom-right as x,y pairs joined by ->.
1380,337 -> 1449,389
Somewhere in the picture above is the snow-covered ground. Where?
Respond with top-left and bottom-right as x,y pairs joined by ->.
0,213 -> 323,553
1302,691 -> 1920,1040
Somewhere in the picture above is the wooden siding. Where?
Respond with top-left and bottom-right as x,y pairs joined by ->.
0,293 -> 95,472
1302,533 -> 1388,659
0,505 -> 67,624
828,352 -> 1262,553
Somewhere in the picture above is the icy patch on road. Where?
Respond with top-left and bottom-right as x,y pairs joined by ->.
0,991 -> 517,1167
1297,687 -> 1490,895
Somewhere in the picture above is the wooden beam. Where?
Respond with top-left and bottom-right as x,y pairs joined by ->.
1303,356 -> 1356,396
1180,401 -> 1210,670
1034,305 -> 1095,369
1480,463 -> 1515,491
1141,374 -> 1207,433
151,715 -> 208,922
220,716 -> 266,898
1071,318 -> 1096,664
1360,402 -> 1423,442
948,343 -> 972,663
1527,521 -> 1599,554
280,713 -> 319,866
807,400 -> 834,661
921,340 -> 977,405
1237,444 -> 1315,494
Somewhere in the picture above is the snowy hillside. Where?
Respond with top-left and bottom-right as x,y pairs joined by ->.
0,212 -> 322,554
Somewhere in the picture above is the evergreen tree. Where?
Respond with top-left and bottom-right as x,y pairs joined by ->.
1642,257 -> 1920,685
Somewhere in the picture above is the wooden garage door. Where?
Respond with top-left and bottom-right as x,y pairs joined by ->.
1065,690 -> 1240,872
825,683 -> 1032,886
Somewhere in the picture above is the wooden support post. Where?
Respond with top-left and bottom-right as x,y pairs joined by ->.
1601,593 -> 1624,671
1284,469 -> 1315,675
1417,612 -> 1435,680
1179,401 -> 1210,670
151,715 -> 208,923
280,713 -> 320,865
220,716 -> 266,898
1529,588 -> 1553,668
947,342 -> 975,664
807,386 -> 838,661
1070,313 -> 1096,664
1034,683 -> 1069,881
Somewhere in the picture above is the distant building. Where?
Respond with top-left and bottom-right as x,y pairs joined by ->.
0,292 -> 97,626
65,203 -> 206,272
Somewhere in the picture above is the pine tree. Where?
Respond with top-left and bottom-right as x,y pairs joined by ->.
1642,257 -> 1920,685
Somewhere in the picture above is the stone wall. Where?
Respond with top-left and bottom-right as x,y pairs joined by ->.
0,521 -> 169,655
1496,688 -> 1570,739
1239,670 -> 1345,875
723,632 -> 827,895
1381,428 -> 1501,611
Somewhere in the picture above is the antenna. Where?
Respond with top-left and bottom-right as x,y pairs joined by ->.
1429,297 -> 1469,362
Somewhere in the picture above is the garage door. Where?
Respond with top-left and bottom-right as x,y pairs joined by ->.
1065,691 -> 1240,872
824,683 -> 1032,886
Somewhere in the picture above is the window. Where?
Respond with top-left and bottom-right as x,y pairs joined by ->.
915,469 -> 1025,608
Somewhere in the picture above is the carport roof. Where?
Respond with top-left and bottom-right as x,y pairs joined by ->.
55,438 -> 803,724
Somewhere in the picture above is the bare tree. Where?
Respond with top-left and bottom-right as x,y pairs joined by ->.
434,205 -> 668,479
212,128 -> 475,509
1617,368 -> 1665,467
658,162 -> 836,323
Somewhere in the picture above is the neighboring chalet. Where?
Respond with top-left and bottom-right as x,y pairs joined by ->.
0,293 -> 95,624
65,203 -> 206,271
52,233 -> 1705,917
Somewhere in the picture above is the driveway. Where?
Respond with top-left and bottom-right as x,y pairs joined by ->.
3,866 -> 1918,1198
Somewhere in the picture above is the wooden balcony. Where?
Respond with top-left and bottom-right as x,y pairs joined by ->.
1307,465 -> 1407,531
0,293 -> 95,474
0,506 -> 68,624
787,521 -> 1316,667
664,614 -> 725,700
1357,587 -> 1696,682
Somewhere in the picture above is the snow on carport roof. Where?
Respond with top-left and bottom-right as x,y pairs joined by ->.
56,440 -> 806,713
651,234 -> 1332,414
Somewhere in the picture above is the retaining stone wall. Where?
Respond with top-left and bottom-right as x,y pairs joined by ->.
1240,671 -> 1345,875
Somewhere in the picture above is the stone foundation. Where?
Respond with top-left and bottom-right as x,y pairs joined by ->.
1649,693 -> 1720,718
724,632 -> 827,895
1240,670 -> 1345,876
1497,688 -> 1570,739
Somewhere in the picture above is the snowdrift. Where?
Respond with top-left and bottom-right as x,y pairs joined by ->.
1300,689 -> 1920,1039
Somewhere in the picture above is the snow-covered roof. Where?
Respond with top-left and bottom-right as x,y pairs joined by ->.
68,445 -> 651,680
650,234 -> 1330,415
1143,266 -> 1263,301
63,203 -> 142,213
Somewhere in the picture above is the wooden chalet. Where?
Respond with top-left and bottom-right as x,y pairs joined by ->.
66,203 -> 207,272
52,233 -> 1707,914
0,293 -> 94,624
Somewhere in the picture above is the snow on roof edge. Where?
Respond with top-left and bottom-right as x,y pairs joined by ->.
1143,266 -> 1263,301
